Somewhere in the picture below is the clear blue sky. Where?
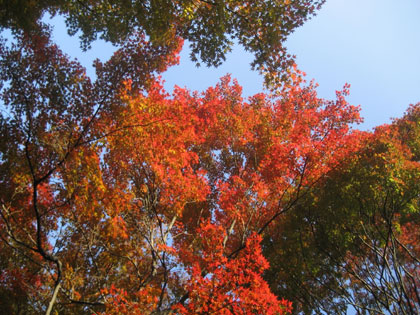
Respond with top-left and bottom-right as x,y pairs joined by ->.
49,0 -> 420,131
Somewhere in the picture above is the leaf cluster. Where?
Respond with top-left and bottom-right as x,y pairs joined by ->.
0,0 -> 325,84
264,104 -> 420,314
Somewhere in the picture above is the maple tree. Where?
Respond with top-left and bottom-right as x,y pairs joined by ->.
0,24 -> 365,314
0,0 -> 325,84
264,104 -> 420,314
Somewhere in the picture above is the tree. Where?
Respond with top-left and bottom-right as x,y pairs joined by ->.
0,27 -> 362,314
0,0 -> 325,84
0,26 -> 181,314
264,104 -> 420,314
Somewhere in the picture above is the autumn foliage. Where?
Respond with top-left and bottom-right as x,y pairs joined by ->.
263,104 -> 420,314
1,2 -> 420,311
0,25 -> 372,314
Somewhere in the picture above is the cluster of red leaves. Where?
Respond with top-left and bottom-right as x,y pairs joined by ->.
174,222 -> 292,315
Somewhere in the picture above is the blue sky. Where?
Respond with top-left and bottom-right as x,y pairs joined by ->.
286,0 -> 420,130
49,0 -> 420,131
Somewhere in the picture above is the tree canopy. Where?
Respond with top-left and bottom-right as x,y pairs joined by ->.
1,1 -> 419,315
264,104 -> 420,314
0,28 -> 365,314
0,0 -> 325,84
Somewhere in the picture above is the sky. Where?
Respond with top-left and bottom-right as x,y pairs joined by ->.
47,0 -> 420,131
